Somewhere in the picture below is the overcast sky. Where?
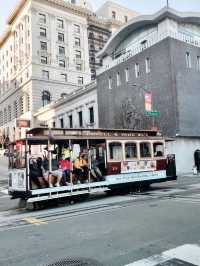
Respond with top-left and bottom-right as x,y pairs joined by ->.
1,0 -> 200,34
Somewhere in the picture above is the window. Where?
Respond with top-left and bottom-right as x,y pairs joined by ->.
76,63 -> 82,71
57,19 -> 64,29
58,32 -> 64,42
69,114 -> 73,128
39,13 -> 46,24
60,118 -> 64,128
0,112 -> 3,126
89,106 -> 94,124
109,142 -> 122,160
125,68 -> 129,82
42,70 -> 49,79
59,59 -> 65,68
40,41 -> 47,51
153,142 -> 164,157
41,56 -> 47,64
125,143 -> 137,159
124,16 -> 128,23
78,111 -> 83,127
52,121 -> 56,128
197,56 -> 200,71
140,142 -> 151,158
14,101 -> 18,118
117,72 -> 121,86
59,46 -> 65,55
108,76 -> 112,89
75,50 -> 81,59
40,27 -> 46,37
78,76 -> 83,85
135,63 -> 140,78
4,108 -> 7,124
145,57 -> 151,73
186,52 -> 191,68
19,96 -> 24,115
75,37 -> 80,47
112,11 -> 116,19
42,90 -> 51,106
61,73 -> 67,82
8,105 -> 11,122
74,24 -> 80,34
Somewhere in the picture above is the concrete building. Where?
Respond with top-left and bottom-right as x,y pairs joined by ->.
96,1 -> 138,26
97,7 -> 200,173
0,0 -> 135,144
34,81 -> 97,129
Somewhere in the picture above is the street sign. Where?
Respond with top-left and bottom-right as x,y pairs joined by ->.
145,110 -> 160,117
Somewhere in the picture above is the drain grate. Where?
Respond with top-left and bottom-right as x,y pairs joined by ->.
45,257 -> 103,266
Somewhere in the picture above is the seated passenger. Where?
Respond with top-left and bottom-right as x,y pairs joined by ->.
73,154 -> 88,184
58,155 -> 70,185
49,168 -> 62,187
90,155 -> 103,182
29,158 -> 47,189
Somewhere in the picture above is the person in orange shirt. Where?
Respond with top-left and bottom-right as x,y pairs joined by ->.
73,154 -> 88,183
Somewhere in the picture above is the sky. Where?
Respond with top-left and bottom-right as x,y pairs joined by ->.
1,0 -> 200,35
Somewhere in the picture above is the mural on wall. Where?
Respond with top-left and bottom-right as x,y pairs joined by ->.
121,98 -> 143,129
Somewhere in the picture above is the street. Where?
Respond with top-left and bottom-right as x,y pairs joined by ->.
1,154 -> 200,266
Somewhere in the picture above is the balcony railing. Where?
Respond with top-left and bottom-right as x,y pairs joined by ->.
97,30 -> 200,75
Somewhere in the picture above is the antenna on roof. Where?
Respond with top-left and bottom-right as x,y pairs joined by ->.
166,0 -> 169,8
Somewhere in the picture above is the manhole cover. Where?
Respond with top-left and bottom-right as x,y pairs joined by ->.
155,258 -> 197,266
45,257 -> 103,266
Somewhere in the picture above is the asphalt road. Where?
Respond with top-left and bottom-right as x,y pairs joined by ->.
1,178 -> 200,266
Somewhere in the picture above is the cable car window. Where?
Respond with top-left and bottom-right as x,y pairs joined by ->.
140,142 -> 151,158
153,142 -> 164,157
125,143 -> 137,159
109,142 -> 122,161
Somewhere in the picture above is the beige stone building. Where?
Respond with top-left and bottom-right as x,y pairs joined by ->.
0,0 -> 138,145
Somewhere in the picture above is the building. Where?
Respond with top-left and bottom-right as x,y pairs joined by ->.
0,0 -> 136,144
97,7 -> 200,173
96,1 -> 139,26
34,81 -> 97,130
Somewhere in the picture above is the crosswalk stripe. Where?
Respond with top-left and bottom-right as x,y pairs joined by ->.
22,217 -> 47,225
125,244 -> 200,266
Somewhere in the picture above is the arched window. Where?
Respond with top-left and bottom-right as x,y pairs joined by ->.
42,90 -> 51,106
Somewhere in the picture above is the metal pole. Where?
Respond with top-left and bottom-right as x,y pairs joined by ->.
167,0 -> 169,8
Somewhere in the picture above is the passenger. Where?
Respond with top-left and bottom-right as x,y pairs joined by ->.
36,157 -> 49,187
29,158 -> 44,189
48,168 -> 62,187
90,155 -> 103,182
80,154 -> 89,183
58,155 -> 70,185
62,145 -> 71,160
73,154 -> 87,183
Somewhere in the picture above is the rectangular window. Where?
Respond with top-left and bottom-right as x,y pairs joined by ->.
59,46 -> 65,55
145,57 -> 151,73
59,59 -> 65,68
186,52 -> 191,68
61,73 -> 67,82
52,121 -> 56,128
74,24 -> 80,34
117,72 -> 121,86
75,37 -> 80,47
112,11 -> 116,19
69,115 -> 73,128
125,68 -> 129,82
78,111 -> 83,127
40,41 -> 47,51
75,50 -> 81,59
76,63 -> 82,71
41,56 -> 47,64
124,16 -> 128,23
197,56 -> 200,71
78,76 -> 83,85
39,13 -> 46,24
57,19 -> 64,29
58,32 -> 64,42
135,63 -> 140,78
60,118 -> 64,128
42,70 -> 49,79
89,106 -> 94,124
40,27 -> 46,37
108,76 -> 112,89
